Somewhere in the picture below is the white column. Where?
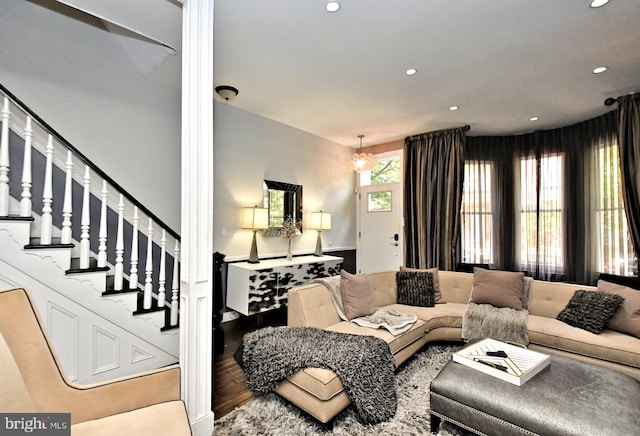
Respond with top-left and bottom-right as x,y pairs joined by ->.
0,97 -> 10,216
19,116 -> 33,217
143,218 -> 153,310
60,151 -> 73,244
114,194 -> 125,291
79,165 -> 91,269
97,180 -> 108,267
180,0 -> 214,433
40,136 -> 54,245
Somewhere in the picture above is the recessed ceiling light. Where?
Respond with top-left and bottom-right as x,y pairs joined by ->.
530,116 -> 539,122
590,0 -> 610,8
405,68 -> 417,76
449,106 -> 459,111
325,1 -> 340,12
592,66 -> 608,74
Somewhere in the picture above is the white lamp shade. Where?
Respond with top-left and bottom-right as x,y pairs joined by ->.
309,211 -> 332,230
242,206 -> 269,230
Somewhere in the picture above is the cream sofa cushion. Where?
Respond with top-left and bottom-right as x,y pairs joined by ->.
325,318 -> 426,355
71,400 -> 190,436
384,303 -> 466,331
528,315 -> 640,368
0,333 -> 35,412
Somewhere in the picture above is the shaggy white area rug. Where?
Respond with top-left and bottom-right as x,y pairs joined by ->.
213,343 -> 471,435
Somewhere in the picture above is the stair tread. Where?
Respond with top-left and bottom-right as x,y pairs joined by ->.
0,215 -> 35,221
25,237 -> 74,249
66,257 -> 110,274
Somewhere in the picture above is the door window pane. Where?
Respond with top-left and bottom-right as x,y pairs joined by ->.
368,191 -> 392,212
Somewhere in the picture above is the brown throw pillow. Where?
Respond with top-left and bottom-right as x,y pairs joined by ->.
399,266 -> 442,303
470,268 -> 525,310
598,280 -> 640,338
340,270 -> 376,320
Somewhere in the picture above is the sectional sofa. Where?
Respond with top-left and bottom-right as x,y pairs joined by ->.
273,270 -> 640,423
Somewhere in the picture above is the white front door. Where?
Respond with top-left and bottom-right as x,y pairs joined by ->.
358,181 -> 404,273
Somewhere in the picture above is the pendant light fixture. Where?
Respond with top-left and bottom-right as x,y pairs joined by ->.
346,135 -> 376,173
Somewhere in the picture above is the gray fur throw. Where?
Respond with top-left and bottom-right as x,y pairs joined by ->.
462,302 -> 529,346
240,326 -> 397,424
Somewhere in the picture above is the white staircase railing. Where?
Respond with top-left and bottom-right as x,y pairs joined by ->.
0,87 -> 180,329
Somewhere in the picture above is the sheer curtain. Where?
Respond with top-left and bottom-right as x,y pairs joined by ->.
404,127 -> 465,270
618,94 -> 640,265
463,112 -> 628,282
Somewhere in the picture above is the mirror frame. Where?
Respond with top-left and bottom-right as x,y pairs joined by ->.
263,180 -> 303,236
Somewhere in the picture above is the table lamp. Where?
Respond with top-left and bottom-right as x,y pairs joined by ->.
242,205 -> 269,263
309,211 -> 331,256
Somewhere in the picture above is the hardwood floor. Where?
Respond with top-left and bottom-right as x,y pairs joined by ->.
213,308 -> 287,419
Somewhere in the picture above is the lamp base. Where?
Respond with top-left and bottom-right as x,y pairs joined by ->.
248,230 -> 260,263
313,230 -> 323,257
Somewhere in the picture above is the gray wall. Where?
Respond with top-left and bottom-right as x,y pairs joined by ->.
0,1 -> 358,258
0,0 -> 182,231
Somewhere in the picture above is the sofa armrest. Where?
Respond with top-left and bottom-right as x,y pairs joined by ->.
62,364 -> 181,424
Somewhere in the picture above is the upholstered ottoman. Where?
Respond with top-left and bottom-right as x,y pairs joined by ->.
430,354 -> 640,435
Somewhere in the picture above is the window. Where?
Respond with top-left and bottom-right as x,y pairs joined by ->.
367,191 -> 392,212
518,154 -> 564,278
595,144 -> 637,275
461,162 -> 493,264
360,155 -> 401,186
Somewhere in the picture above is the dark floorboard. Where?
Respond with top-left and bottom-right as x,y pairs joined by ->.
213,307 -> 287,418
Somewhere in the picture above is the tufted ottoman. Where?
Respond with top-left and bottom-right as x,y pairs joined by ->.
430,354 -> 640,435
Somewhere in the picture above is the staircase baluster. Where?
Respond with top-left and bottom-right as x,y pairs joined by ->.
158,229 -> 167,307
19,116 -> 33,217
170,241 -> 180,326
129,207 -> 139,289
0,97 -> 9,216
143,218 -> 153,310
114,194 -> 124,291
40,135 -> 54,245
80,165 -> 91,269
97,180 -> 108,267
60,151 -> 73,244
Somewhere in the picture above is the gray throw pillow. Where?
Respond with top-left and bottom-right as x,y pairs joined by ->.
396,271 -> 435,307
556,290 -> 625,334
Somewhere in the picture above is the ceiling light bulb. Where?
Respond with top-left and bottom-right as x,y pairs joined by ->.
449,106 -> 459,111
530,116 -> 539,122
405,68 -> 417,76
326,1 -> 340,12
592,66 -> 608,74
590,0 -> 610,8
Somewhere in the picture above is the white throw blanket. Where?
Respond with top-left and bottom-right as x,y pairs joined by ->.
313,276 -> 417,336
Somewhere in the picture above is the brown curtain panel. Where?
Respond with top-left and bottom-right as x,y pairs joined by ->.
404,127 -> 465,270
618,94 -> 640,260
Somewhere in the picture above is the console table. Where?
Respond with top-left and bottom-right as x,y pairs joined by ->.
226,255 -> 343,316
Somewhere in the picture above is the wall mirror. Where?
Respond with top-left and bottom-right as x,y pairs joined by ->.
263,180 -> 303,236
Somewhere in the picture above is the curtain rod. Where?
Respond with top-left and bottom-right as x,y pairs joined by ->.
604,91 -> 639,106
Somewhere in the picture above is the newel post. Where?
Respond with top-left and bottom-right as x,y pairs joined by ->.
180,0 -> 214,434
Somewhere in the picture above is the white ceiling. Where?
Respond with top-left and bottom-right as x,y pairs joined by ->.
50,0 -> 640,149
213,0 -> 640,147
